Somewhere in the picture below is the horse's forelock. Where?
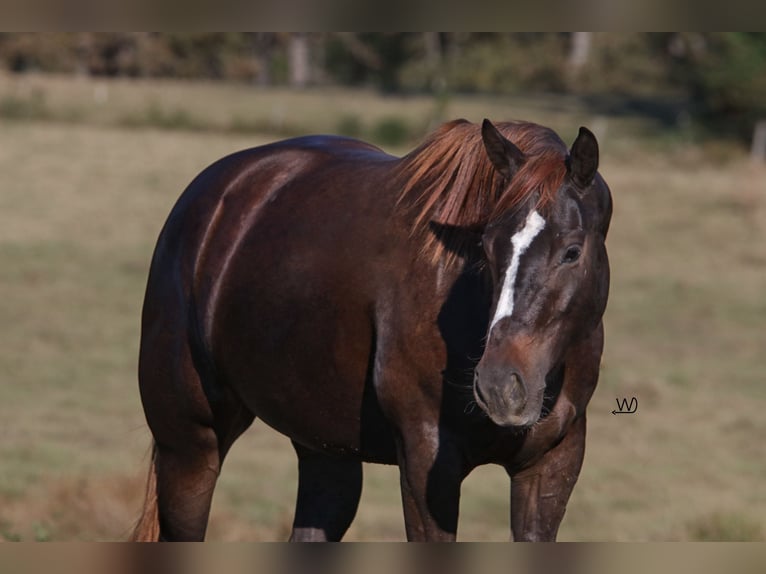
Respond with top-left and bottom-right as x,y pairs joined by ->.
395,120 -> 568,264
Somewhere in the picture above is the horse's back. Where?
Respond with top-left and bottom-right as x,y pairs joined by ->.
153,135 -> 389,257
146,134 -> 394,312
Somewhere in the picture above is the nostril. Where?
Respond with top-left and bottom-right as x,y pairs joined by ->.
508,373 -> 526,404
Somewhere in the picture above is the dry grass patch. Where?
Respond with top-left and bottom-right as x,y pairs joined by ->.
687,511 -> 763,541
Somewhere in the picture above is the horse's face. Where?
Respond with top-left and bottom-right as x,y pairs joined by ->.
473,122 -> 612,428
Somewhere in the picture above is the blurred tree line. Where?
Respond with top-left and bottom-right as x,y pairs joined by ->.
1,32 -> 764,141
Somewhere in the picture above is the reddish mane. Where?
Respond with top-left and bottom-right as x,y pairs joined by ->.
394,119 -> 568,263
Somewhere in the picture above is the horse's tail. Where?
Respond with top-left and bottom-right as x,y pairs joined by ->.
131,442 -> 160,542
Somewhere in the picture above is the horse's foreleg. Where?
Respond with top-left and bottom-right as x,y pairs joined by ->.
395,425 -> 465,541
289,441 -> 363,541
507,413 -> 586,541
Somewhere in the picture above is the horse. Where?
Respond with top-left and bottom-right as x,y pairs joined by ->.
131,118 -> 612,542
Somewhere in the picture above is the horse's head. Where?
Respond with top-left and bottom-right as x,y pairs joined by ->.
473,120 -> 612,428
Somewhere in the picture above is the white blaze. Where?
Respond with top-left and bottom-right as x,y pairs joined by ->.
489,210 -> 546,330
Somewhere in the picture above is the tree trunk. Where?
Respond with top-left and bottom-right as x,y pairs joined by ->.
751,120 -> 766,163
251,33 -> 272,86
288,33 -> 310,88
423,32 -> 444,90
569,32 -> 591,70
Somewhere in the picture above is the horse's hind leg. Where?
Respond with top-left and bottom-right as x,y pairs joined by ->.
140,333 -> 254,541
153,433 -> 219,541
151,394 -> 254,540
289,441 -> 363,541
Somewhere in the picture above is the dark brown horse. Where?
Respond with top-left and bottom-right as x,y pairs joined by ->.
132,118 -> 611,541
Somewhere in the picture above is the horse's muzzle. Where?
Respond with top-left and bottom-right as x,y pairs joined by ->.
473,369 -> 538,428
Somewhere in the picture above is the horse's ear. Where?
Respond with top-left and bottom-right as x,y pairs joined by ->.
568,126 -> 599,188
481,119 -> 526,181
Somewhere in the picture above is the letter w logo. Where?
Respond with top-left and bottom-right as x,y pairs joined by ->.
612,397 -> 638,415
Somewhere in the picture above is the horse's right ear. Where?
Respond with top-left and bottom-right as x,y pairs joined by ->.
568,126 -> 599,188
481,119 -> 526,181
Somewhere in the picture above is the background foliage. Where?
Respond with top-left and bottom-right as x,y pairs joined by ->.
0,33 -> 764,141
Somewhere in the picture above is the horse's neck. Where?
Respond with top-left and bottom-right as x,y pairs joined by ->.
431,257 -> 492,328
430,259 -> 492,378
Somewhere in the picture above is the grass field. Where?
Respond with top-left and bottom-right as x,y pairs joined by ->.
0,73 -> 764,541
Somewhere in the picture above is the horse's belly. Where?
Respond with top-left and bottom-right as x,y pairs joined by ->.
213,291 -> 398,463
230,364 -> 398,463
249,382 -> 398,463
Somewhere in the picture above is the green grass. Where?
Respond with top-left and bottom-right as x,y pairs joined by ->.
0,74 -> 764,540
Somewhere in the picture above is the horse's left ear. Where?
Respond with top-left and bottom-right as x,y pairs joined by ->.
481,119 -> 526,181
568,126 -> 599,188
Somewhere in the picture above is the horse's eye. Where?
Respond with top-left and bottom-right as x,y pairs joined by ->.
562,245 -> 582,264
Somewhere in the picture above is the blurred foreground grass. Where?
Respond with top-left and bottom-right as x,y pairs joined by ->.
0,74 -> 764,540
